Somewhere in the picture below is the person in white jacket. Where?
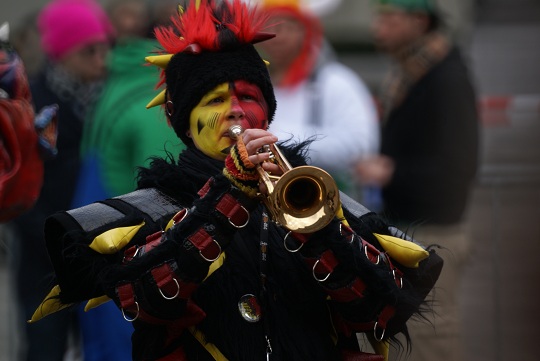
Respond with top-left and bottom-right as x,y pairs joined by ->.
255,0 -> 380,201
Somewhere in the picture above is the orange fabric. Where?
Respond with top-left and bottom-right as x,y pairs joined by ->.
0,96 -> 43,222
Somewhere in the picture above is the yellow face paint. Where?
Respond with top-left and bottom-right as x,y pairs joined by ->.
188,81 -> 269,160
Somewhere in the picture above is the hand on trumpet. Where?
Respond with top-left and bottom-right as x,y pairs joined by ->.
238,129 -> 281,172
224,126 -> 283,197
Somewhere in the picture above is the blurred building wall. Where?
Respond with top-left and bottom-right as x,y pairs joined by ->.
1,0 -> 50,30
2,0 -> 476,48
320,0 -> 478,49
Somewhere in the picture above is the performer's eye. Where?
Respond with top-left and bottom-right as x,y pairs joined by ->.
207,97 -> 224,105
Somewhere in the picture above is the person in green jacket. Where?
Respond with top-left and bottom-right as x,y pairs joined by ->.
73,0 -> 183,202
71,1 -> 184,360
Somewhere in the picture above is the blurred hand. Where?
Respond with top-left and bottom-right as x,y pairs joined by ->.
355,155 -> 395,187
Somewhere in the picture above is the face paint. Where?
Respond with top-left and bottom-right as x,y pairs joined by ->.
188,80 -> 269,160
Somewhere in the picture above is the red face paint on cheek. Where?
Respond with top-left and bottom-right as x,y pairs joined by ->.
232,80 -> 268,130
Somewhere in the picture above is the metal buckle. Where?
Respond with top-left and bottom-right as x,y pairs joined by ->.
173,208 -> 189,225
283,231 -> 303,253
364,244 -> 380,265
228,205 -> 249,228
312,259 -> 331,282
200,239 -> 222,262
393,269 -> 403,289
158,278 -> 180,300
122,246 -> 140,263
373,321 -> 386,341
122,302 -> 139,322
339,223 -> 355,244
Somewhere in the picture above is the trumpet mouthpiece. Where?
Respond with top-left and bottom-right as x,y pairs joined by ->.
228,125 -> 243,140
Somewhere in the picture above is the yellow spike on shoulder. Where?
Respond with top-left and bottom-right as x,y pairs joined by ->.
85,295 -> 112,312
89,221 -> 145,254
28,285 -> 73,323
373,233 -> 429,268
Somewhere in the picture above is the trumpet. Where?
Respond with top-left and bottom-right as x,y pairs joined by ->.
229,125 -> 340,234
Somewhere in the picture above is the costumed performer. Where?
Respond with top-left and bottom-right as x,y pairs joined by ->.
30,1 -> 443,360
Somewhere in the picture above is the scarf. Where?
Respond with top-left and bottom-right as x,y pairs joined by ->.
45,62 -> 104,120
379,31 -> 450,121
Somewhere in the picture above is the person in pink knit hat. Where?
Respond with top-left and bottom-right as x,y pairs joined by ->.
5,1 -> 114,360
38,0 -> 115,81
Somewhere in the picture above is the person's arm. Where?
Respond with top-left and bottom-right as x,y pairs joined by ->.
280,207 -> 443,342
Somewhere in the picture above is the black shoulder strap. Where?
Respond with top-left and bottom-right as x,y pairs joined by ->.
44,188 -> 183,300
339,191 -> 371,218
66,188 -> 182,234
45,188 -> 182,267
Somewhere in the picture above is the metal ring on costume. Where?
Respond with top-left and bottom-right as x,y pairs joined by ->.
122,302 -> 139,322
122,246 -> 140,263
364,245 -> 380,265
158,278 -> 180,300
312,259 -> 331,282
199,239 -> 222,262
165,100 -> 174,117
283,231 -> 303,253
393,269 -> 403,289
228,205 -> 249,228
373,321 -> 386,342
173,208 -> 189,225
339,223 -> 355,244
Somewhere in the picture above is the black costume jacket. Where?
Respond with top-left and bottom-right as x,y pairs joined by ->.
43,146 -> 442,361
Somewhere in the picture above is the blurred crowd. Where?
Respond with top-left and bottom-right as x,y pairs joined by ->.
1,0 -> 480,361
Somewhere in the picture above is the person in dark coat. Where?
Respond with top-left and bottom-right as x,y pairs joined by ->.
6,0 -> 114,360
30,1 -> 443,360
356,0 -> 479,360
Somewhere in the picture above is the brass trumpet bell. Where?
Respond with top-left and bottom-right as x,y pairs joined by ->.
266,165 -> 340,234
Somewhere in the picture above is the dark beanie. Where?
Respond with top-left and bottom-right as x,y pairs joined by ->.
146,0 -> 278,146
165,43 -> 276,145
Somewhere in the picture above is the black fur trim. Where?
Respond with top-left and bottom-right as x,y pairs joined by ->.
136,142 -> 312,202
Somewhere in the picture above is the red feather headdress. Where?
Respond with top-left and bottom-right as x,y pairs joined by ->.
145,0 -> 274,109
